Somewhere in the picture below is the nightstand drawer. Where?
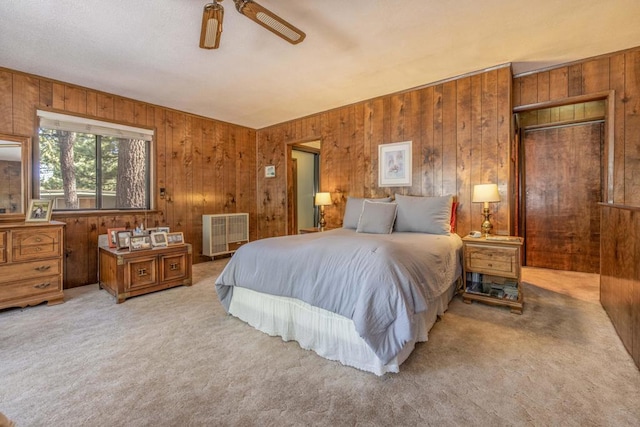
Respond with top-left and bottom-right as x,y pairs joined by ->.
465,245 -> 519,278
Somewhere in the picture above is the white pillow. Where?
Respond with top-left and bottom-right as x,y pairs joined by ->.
394,194 -> 453,235
342,196 -> 392,229
356,201 -> 398,234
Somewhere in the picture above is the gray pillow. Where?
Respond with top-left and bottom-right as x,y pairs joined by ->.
394,194 -> 453,235
356,201 -> 398,234
342,196 -> 392,229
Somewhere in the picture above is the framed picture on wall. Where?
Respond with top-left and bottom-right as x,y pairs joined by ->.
378,141 -> 412,187
265,165 -> 276,178
25,199 -> 53,222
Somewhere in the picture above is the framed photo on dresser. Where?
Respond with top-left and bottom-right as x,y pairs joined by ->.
25,199 -> 53,222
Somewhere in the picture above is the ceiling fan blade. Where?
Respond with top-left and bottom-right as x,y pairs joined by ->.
200,2 -> 224,49
234,0 -> 305,45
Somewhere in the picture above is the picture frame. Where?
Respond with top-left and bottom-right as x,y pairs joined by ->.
107,227 -> 126,248
146,227 -> 158,234
157,226 -> 170,233
129,234 -> 152,251
116,230 -> 132,250
26,199 -> 53,222
166,232 -> 184,246
265,165 -> 276,178
150,231 -> 168,248
378,141 -> 412,187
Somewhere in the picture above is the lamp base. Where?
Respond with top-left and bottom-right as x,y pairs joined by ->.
481,208 -> 493,236
318,207 -> 326,228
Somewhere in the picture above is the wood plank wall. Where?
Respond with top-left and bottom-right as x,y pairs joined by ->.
0,67 -> 257,288
600,203 -> 640,370
255,66 -> 513,239
513,46 -> 640,205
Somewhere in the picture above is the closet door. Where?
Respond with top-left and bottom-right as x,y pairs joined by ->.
523,121 -> 603,273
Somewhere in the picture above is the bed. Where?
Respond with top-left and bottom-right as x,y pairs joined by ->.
215,194 -> 463,375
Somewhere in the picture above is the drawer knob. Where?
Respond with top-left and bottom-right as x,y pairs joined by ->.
169,263 -> 179,271
34,282 -> 51,289
35,265 -> 51,272
138,268 -> 147,277
488,263 -> 493,267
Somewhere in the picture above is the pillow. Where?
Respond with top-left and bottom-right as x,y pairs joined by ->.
342,196 -> 392,229
394,194 -> 453,235
450,201 -> 458,233
356,201 -> 398,234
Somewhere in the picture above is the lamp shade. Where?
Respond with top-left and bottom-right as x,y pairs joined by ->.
472,184 -> 500,203
314,192 -> 332,206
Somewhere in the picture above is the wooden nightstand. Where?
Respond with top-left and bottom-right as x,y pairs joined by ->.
462,235 -> 524,314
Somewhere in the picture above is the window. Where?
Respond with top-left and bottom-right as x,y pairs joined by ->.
37,110 -> 154,210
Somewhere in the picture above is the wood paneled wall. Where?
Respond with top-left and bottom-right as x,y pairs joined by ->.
255,66 -> 513,239
0,67 -> 257,287
513,46 -> 640,205
600,203 -> 640,370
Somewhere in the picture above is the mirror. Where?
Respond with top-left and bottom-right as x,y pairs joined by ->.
0,133 -> 31,221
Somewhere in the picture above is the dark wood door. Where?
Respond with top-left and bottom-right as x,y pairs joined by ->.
523,121 -> 603,273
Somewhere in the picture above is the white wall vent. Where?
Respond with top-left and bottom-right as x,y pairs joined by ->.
203,213 -> 249,257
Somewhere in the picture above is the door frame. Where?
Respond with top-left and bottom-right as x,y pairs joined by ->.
514,91 -> 615,266
286,140 -> 322,235
514,91 -> 615,236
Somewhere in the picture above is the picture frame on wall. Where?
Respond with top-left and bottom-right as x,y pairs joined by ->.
150,232 -> 168,248
107,227 -> 126,248
25,199 -> 53,222
378,141 -> 412,187
129,235 -> 152,251
265,165 -> 276,178
166,232 -> 184,246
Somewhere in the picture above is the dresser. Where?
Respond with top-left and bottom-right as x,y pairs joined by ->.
0,221 -> 65,310
98,243 -> 192,303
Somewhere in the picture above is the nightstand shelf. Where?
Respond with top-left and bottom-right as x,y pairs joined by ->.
462,235 -> 524,314
299,227 -> 334,234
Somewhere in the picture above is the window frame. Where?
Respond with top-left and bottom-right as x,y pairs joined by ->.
35,109 -> 155,212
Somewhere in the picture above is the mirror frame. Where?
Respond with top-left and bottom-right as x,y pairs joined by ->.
0,133 -> 31,222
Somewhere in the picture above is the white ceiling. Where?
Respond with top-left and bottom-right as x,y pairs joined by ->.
2,0 -> 640,129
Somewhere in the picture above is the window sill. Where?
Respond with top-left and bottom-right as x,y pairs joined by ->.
51,209 -> 162,218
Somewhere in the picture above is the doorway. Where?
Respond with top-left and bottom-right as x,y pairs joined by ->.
518,100 -> 606,274
287,141 -> 321,234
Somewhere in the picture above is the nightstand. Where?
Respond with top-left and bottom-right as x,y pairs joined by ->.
462,235 -> 524,314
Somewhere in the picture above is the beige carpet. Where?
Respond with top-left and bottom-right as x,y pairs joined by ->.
1,261 -> 639,426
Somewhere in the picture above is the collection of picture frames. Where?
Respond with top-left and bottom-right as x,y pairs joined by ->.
105,226 -> 185,251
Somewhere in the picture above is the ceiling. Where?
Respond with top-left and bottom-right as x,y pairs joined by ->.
2,0 -> 640,129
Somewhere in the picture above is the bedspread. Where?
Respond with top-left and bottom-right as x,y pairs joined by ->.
215,229 -> 462,364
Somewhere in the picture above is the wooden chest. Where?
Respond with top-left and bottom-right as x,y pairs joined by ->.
98,243 -> 192,303
0,221 -> 65,310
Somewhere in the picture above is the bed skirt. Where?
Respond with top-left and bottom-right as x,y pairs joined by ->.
227,281 -> 458,376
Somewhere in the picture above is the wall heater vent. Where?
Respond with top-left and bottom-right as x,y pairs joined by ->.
203,213 -> 249,257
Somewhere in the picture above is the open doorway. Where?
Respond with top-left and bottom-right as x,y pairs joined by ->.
287,141 -> 321,234
516,99 -> 606,273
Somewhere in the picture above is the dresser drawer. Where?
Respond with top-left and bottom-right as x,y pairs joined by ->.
160,252 -> 188,282
0,275 -> 62,303
465,245 -> 519,278
12,228 -> 62,261
0,258 -> 61,283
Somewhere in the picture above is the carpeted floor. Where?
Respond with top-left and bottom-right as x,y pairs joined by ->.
1,260 -> 639,426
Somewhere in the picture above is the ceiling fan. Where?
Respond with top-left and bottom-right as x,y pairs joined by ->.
199,0 -> 306,49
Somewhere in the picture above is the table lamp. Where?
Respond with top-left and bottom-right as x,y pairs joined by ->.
472,183 -> 500,236
314,192 -> 332,229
